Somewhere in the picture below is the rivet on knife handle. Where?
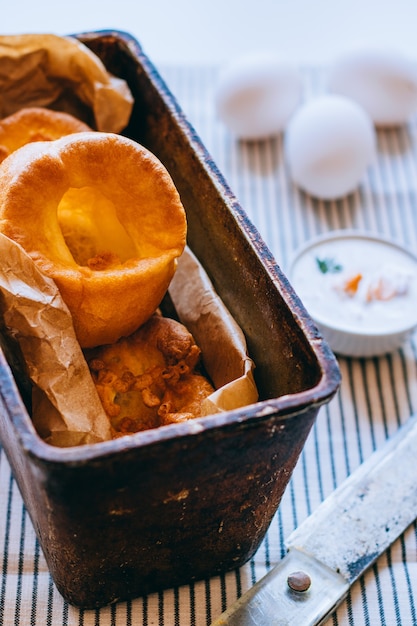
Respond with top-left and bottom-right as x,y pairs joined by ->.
211,414 -> 417,626
211,548 -> 349,626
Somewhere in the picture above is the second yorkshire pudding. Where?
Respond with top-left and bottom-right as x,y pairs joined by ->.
0,107 -> 92,163
0,132 -> 187,347
86,313 -> 215,435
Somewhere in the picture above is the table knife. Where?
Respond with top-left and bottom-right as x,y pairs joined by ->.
211,414 -> 417,626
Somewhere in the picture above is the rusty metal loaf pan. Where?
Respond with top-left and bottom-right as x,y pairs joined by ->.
0,30 -> 341,608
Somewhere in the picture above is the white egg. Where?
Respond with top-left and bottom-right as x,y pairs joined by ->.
284,94 -> 376,200
214,53 -> 302,140
328,48 -> 417,127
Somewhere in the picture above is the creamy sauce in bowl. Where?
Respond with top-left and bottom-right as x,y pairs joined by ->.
290,231 -> 417,336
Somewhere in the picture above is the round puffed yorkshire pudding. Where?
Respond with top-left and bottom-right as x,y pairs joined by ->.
0,107 -> 92,163
0,132 -> 187,347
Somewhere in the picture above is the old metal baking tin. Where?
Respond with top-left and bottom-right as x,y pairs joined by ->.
0,30 -> 340,608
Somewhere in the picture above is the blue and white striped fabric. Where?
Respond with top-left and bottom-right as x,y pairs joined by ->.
1,64 -> 417,625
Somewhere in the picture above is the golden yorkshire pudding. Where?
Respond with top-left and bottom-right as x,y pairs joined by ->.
0,132 -> 187,347
0,107 -> 92,163
85,313 -> 214,435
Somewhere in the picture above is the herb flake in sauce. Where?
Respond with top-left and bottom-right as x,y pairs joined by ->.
316,257 -> 343,274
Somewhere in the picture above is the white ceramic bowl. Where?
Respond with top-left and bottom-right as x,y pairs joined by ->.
289,230 -> 417,357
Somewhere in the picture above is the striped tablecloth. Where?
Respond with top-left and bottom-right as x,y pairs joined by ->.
1,63 -> 417,625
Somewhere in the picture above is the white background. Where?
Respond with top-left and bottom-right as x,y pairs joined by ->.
2,0 -> 417,67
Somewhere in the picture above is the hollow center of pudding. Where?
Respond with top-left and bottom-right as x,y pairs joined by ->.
57,186 -> 138,267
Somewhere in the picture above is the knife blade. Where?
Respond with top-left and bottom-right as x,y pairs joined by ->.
211,414 -> 417,626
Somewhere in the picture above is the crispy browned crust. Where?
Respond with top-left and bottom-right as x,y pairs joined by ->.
0,107 -> 92,162
0,131 -> 187,347
85,314 -> 214,434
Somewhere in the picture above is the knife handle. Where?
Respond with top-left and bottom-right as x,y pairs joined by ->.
212,415 -> 417,625
211,547 -> 349,626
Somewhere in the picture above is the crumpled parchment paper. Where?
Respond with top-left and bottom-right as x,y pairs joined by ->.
0,236 -> 258,447
0,33 -> 133,133
169,248 -> 258,415
0,233 -> 111,446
